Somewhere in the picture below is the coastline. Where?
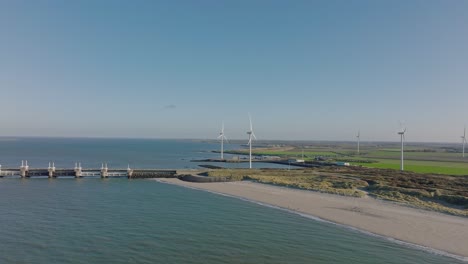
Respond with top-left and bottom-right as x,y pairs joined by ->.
156,178 -> 468,260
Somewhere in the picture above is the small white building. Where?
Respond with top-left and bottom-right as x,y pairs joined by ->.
336,162 -> 350,166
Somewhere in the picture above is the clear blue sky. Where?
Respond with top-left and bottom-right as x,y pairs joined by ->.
1,0 -> 467,142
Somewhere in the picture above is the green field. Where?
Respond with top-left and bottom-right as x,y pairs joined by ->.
252,150 -> 339,157
234,142 -> 468,176
351,159 -> 468,176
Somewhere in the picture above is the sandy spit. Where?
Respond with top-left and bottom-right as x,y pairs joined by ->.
156,178 -> 468,260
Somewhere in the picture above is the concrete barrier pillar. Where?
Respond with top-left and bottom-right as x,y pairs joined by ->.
48,162 -> 56,178
127,164 -> 133,178
74,162 -> 82,178
101,163 -> 108,178
20,160 -> 29,178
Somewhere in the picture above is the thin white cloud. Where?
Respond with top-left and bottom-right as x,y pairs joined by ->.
162,104 -> 176,109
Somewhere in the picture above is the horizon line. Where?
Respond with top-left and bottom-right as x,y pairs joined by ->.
0,135 -> 463,145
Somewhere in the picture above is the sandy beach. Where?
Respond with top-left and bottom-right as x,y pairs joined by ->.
157,178 -> 468,259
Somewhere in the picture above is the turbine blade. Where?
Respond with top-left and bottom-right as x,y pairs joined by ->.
252,132 -> 257,140
224,135 -> 229,144
249,113 -> 253,131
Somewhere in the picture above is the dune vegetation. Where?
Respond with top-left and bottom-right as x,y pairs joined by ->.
205,167 -> 468,217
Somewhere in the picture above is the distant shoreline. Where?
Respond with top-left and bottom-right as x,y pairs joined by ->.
0,136 -> 464,145
156,178 -> 468,261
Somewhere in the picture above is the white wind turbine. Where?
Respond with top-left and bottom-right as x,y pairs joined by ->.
397,124 -> 407,171
462,126 -> 466,158
247,114 -> 257,169
217,122 -> 229,160
356,130 -> 360,155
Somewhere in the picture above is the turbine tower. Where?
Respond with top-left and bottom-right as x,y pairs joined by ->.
247,114 -> 257,169
462,126 -> 466,158
398,126 -> 407,171
217,122 -> 228,160
356,130 -> 360,155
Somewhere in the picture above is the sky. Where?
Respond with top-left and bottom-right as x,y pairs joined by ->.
1,0 -> 468,142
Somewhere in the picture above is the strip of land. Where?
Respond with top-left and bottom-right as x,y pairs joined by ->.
158,178 -> 468,259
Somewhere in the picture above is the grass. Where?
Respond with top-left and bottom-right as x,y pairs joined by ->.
352,159 -> 468,176
207,169 -> 368,197
362,150 -> 464,160
226,149 -> 339,157
257,148 -> 468,175
227,144 -> 468,176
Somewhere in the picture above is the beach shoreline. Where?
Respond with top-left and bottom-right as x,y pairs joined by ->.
156,178 -> 468,261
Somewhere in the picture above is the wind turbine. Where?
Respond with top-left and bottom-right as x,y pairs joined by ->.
356,130 -> 360,155
247,114 -> 257,169
217,122 -> 229,160
397,125 -> 407,171
462,126 -> 466,158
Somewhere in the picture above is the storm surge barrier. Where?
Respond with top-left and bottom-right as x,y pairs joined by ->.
0,162 -> 177,179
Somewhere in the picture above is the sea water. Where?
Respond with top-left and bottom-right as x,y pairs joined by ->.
0,137 -> 286,169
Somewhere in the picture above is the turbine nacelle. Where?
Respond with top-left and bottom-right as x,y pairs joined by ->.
398,128 -> 407,138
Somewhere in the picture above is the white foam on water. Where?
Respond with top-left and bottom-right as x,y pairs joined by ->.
154,179 -> 468,263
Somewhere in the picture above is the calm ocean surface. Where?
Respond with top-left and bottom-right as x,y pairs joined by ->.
0,137 -> 287,169
0,138 -> 464,263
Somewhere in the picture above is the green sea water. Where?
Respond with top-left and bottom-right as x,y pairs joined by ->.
0,178 -> 464,264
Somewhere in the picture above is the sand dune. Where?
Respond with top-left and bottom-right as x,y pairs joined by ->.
157,178 -> 468,259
